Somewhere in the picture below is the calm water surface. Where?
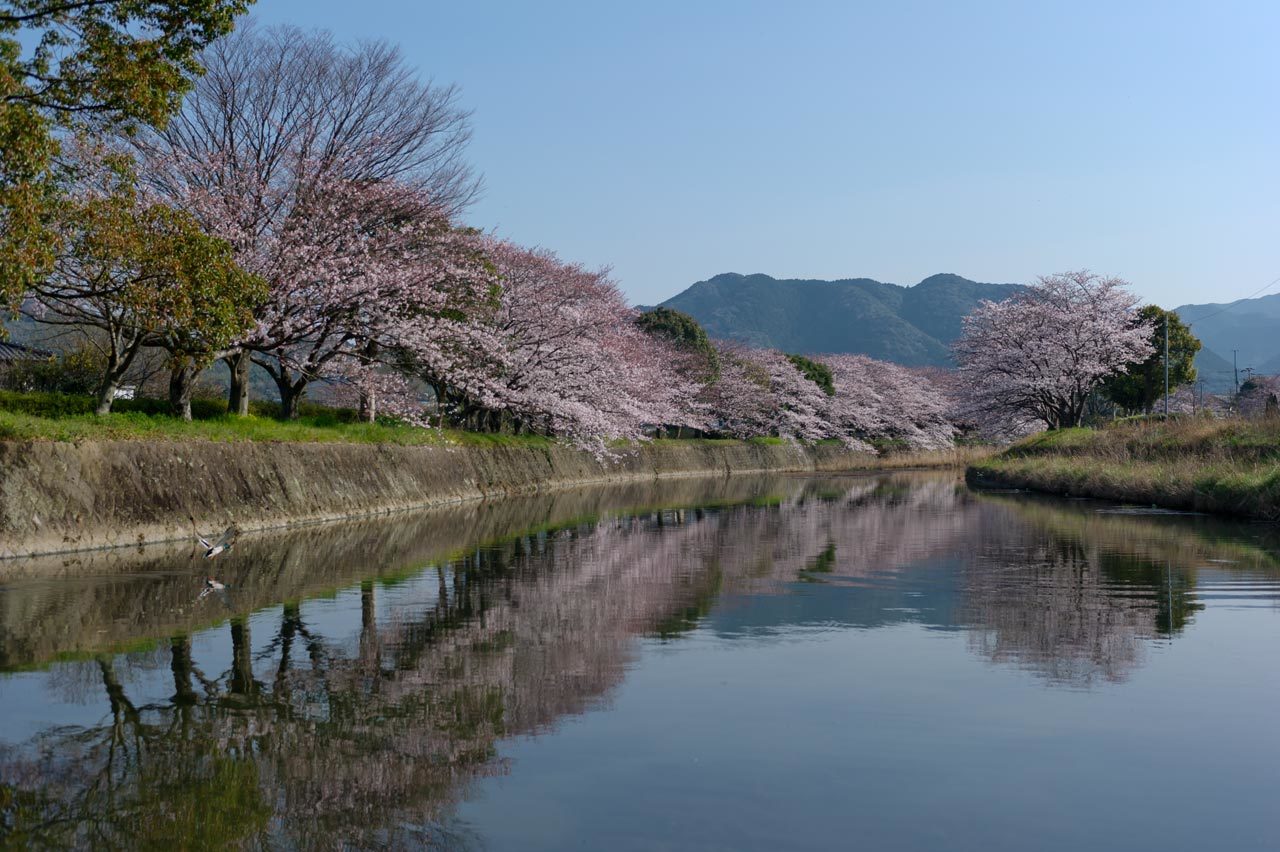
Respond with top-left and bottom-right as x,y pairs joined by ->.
1,472 -> 1278,850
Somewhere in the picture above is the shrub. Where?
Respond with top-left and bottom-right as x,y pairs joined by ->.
115,397 -> 228,419
0,390 -> 97,417
247,399 -> 360,422
1,346 -> 104,395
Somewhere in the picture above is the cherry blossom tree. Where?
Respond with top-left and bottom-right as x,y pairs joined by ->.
821,355 -> 955,450
917,364 -> 1041,442
695,342 -> 770,438
953,271 -> 1155,431
699,343 -> 840,442
317,359 -> 435,426
225,177 -> 494,419
635,307 -> 718,436
757,349 -> 840,441
1236,375 -> 1280,419
131,22 -> 481,414
450,241 -> 697,451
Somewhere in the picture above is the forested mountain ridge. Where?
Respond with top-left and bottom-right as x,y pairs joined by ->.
657,272 -> 1023,367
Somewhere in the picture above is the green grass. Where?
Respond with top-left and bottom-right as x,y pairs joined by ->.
0,390 -> 556,447
0,408 -> 464,445
970,418 -> 1280,520
0,390 -> 983,471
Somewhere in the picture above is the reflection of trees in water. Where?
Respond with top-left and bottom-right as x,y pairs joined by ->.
962,532 -> 1155,685
958,496 -> 1220,686
666,475 -> 982,593
0,474 -> 807,670
4,483 -> 875,847
1,473 -> 1269,843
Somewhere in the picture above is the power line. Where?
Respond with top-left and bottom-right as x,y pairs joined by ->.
1178,272 -> 1280,326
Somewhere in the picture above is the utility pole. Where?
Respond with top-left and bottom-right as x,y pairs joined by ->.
1162,312 -> 1172,417
1234,349 -> 1240,396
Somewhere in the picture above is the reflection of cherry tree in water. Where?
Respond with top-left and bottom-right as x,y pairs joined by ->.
4,500 -> 843,847
651,479 -> 1208,687
0,477 -> 1229,843
686,476 -> 983,590
959,503 -> 1205,687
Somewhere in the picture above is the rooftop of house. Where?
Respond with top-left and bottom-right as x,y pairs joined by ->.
0,341 -> 54,363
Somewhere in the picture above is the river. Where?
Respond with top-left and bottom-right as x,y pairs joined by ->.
0,471 -> 1277,850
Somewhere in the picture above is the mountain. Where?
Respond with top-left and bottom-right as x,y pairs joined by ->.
1191,346 -> 1237,392
1173,293 -> 1280,391
657,272 -> 1022,367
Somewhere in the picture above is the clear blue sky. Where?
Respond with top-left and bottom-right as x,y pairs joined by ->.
249,0 -> 1279,308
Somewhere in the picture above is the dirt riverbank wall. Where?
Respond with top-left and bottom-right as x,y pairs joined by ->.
0,439 -> 891,558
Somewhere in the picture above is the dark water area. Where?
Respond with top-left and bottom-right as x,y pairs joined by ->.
1,472 -> 1278,850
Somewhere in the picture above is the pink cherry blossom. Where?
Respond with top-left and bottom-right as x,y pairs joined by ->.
953,271 -> 1155,431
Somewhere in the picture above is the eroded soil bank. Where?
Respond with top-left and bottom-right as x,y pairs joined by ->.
0,439 -> 948,558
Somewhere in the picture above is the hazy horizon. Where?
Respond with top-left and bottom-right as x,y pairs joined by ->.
248,1 -> 1279,310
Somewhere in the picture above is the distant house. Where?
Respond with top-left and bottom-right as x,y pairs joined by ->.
0,341 -> 53,367
0,341 -> 54,388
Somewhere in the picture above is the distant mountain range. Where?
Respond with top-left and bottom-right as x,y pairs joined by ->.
657,273 -> 1280,390
11,272 -> 1277,394
1173,294 -> 1280,391
657,272 -> 1022,367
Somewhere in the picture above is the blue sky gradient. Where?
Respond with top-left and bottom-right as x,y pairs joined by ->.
249,0 -> 1278,308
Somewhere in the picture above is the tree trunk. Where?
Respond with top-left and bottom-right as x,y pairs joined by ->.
257,356 -> 305,420
274,603 -> 301,698
358,389 -> 376,423
169,363 -> 195,421
93,335 -> 142,416
356,339 -> 379,422
225,351 -> 251,416
94,375 -> 120,416
276,377 -> 302,420
98,657 -> 139,727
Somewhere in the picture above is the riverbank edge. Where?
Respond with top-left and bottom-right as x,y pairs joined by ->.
966,451 -> 1280,522
0,438 -> 980,559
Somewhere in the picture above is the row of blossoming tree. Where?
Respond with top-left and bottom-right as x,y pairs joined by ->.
8,21 -> 961,453
6,9 -> 1172,453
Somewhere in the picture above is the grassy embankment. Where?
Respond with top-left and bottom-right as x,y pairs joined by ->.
969,418 -> 1280,520
0,390 -> 559,447
0,390 -> 988,467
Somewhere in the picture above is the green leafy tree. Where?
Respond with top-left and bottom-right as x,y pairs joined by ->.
1103,305 -> 1201,414
636,306 -> 712,353
785,353 -> 835,396
0,0 -> 252,311
26,146 -> 265,417
636,306 -> 719,379
145,215 -> 266,420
